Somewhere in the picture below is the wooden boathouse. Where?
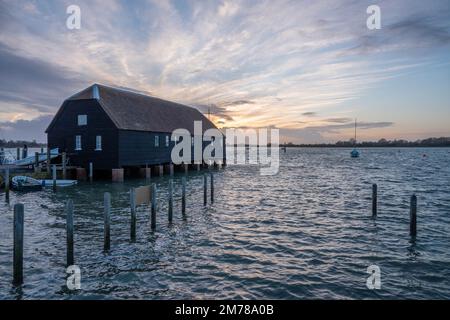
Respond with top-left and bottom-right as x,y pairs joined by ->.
45,84 -> 225,180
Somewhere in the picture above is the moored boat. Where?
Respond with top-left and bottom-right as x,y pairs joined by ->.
11,176 -> 43,191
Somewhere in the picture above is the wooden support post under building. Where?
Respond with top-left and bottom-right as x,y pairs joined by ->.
197,163 -> 201,172
52,164 -> 57,192
13,203 -> 24,286
66,199 -> 74,266
112,168 -> 123,182
151,184 -> 157,230
62,153 -> 67,180
4,168 -> 10,202
170,164 -> 174,176
168,180 -> 173,222
130,188 -> 136,242
410,195 -> 417,237
159,165 -> 163,177
372,184 -> 377,218
46,148 -> 51,174
181,177 -> 186,216
140,167 -> 151,180
76,168 -> 87,181
184,163 -> 189,175
104,192 -> 111,251
89,162 -> 93,183
210,173 -> 214,203
203,174 -> 207,206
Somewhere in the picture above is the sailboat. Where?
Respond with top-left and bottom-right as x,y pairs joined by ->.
350,119 -> 360,158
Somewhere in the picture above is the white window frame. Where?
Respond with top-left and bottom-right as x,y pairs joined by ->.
191,136 -> 194,146
75,135 -> 82,151
78,115 -> 87,126
165,135 -> 169,147
155,135 -> 159,147
95,135 -> 102,151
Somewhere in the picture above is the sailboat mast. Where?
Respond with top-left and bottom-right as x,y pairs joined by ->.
354,118 -> 357,144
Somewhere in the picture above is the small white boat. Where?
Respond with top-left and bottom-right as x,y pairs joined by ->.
11,175 -> 77,191
12,176 -> 43,191
41,179 -> 78,187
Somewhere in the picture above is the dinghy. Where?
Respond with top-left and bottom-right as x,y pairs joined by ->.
11,176 -> 43,191
11,175 -> 77,191
41,179 -> 77,187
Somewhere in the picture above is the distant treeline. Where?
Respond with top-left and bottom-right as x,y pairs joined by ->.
283,137 -> 450,148
0,139 -> 46,148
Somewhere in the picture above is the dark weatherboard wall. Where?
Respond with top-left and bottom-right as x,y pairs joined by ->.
47,99 -> 119,170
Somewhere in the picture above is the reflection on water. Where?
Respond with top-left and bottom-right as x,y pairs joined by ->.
0,148 -> 449,299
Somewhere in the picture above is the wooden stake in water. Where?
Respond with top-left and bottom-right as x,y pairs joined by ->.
34,152 -> 39,169
168,180 -> 173,222
210,173 -> 214,203
66,200 -> 74,266
52,164 -> 57,192
181,177 -> 186,216
62,152 -> 67,180
104,192 -> 111,251
89,162 -> 93,183
151,184 -> 157,230
410,195 -> 417,237
13,203 -> 24,285
203,174 -> 207,206
5,168 -> 10,202
130,188 -> 136,242
46,148 -> 51,173
372,184 -> 377,218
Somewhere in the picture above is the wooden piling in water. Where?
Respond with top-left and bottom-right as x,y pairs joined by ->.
66,199 -> 74,266
52,164 -> 56,192
13,204 -> 24,285
203,174 -> 207,206
16,148 -> 20,161
130,188 -> 136,242
34,152 -> 39,169
104,192 -> 111,251
5,168 -> 9,202
62,152 -> 67,180
410,195 -> 417,237
168,180 -> 173,222
46,148 -> 50,173
372,184 -> 377,218
210,173 -> 214,203
151,184 -> 157,230
181,177 -> 186,216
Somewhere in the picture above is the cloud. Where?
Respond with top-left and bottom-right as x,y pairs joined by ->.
305,121 -> 394,134
0,0 -> 448,142
0,115 -> 52,142
302,112 -> 317,117
0,42 -> 87,117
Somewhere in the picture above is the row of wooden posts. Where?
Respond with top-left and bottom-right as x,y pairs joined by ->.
371,183 -> 418,237
11,173 -> 215,285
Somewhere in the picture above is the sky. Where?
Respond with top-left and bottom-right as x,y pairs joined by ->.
0,0 -> 449,143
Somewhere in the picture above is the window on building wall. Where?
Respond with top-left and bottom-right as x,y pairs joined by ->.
78,115 -> 87,126
155,135 -> 159,147
95,136 -> 102,151
166,135 -> 169,147
75,135 -> 82,150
